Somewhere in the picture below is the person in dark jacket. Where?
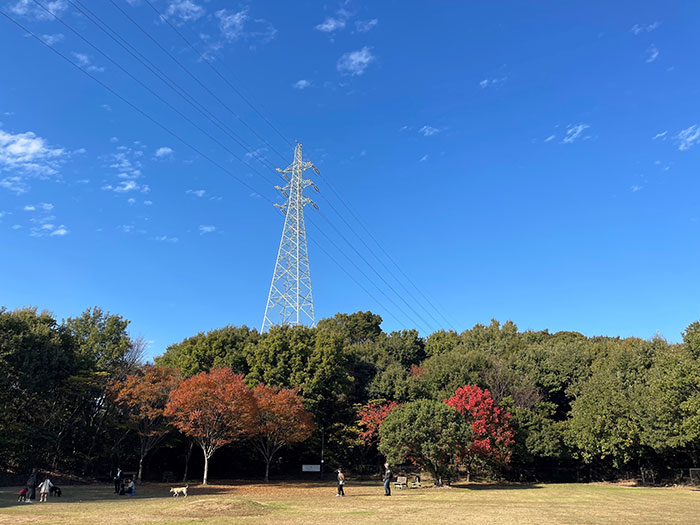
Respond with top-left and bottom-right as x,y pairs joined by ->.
383,463 -> 392,496
26,469 -> 38,500
336,468 -> 345,497
114,467 -> 123,494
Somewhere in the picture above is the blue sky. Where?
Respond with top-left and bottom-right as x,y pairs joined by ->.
2,1 -> 700,359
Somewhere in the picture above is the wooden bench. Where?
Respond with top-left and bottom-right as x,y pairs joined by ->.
394,476 -> 408,489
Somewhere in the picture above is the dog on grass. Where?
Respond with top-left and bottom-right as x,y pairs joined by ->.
169,484 -> 188,497
49,485 -> 62,497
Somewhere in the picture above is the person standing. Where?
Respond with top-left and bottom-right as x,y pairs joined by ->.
26,469 -> 38,501
38,478 -> 53,502
114,467 -> 123,494
336,468 -> 345,497
383,463 -> 392,496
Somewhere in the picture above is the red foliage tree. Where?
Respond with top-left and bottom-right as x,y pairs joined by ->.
445,385 -> 515,481
357,400 -> 401,446
164,368 -> 255,484
250,384 -> 315,481
112,365 -> 182,482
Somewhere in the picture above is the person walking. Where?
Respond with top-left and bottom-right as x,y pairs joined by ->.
336,468 -> 345,497
38,478 -> 53,502
383,463 -> 392,496
114,467 -> 123,494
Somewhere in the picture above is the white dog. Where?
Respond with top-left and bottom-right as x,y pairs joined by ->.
170,484 -> 188,497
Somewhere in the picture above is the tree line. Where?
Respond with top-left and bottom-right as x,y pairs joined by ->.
2,306 -> 700,484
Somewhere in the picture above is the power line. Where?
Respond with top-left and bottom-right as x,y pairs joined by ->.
0,8 -> 275,205
139,0 -> 294,156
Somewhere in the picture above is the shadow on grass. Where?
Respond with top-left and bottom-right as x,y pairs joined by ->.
454,482 -> 543,491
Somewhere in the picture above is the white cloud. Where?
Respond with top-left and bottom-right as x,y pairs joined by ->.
155,146 -> 174,158
72,52 -> 105,72
155,235 -> 179,243
0,128 -> 66,193
316,16 -> 346,33
337,47 -> 375,76
186,189 -> 206,197
166,0 -> 204,22
144,200 -> 153,205
419,125 -> 440,137
676,125 -> 700,151
355,19 -> 378,32
479,76 -> 507,89
199,225 -> 216,235
23,202 -> 53,211
652,131 -> 667,140
645,45 -> 659,63
10,0 -> 67,20
12,224 -> 21,230
41,33 -> 64,46
544,135 -> 556,143
631,22 -> 660,35
23,205 -> 35,211
562,123 -> 590,144
50,226 -> 68,236
419,154 -> 428,162
293,79 -> 311,90
215,8 -> 276,44
127,197 -> 136,205
631,185 -> 642,192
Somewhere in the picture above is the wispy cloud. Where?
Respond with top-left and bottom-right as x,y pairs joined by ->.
419,154 -> 428,162
652,131 -> 667,140
155,235 -> 179,243
676,125 -> 700,151
215,8 -> 277,45
419,125 -> 440,137
72,52 -> 105,72
631,185 -> 643,192
186,189 -> 206,198
316,9 -> 350,33
562,123 -> 590,144
645,45 -> 659,63
337,47 -> 376,76
166,0 -> 204,22
293,79 -> 311,90
154,146 -> 173,158
631,22 -> 660,35
479,76 -> 507,88
544,135 -> 556,143
24,202 -> 53,212
0,128 -> 67,194
41,33 -> 64,46
355,19 -> 378,32
199,225 -> 216,235
10,0 -> 67,20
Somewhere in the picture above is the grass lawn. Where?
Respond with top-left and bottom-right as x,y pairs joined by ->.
1,480 -> 699,524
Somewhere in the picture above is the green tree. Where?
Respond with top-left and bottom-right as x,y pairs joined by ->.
379,400 -> 470,485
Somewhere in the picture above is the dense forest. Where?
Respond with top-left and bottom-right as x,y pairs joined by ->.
2,306 -> 700,484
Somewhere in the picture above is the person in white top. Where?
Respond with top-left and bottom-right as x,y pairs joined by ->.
38,478 -> 53,502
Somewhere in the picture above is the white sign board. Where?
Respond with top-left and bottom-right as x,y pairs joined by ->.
302,464 -> 321,472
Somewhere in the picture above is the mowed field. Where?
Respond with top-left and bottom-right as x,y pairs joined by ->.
1,480 -> 699,524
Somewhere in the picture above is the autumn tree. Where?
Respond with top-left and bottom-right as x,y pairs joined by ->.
445,385 -> 515,481
357,400 -> 400,447
164,368 -> 255,484
250,384 -> 314,481
111,365 -> 182,481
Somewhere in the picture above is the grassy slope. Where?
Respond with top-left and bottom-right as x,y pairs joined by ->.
1,481 -> 699,524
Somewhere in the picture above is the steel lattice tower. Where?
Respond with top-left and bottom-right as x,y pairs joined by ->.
262,143 -> 320,332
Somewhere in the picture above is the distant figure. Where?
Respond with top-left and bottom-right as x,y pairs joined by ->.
18,487 -> 28,502
126,479 -> 135,496
26,469 -> 38,500
336,468 -> 345,497
383,463 -> 392,496
114,467 -> 123,494
38,478 -> 53,502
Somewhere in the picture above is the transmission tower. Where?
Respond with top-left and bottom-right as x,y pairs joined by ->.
262,143 -> 320,332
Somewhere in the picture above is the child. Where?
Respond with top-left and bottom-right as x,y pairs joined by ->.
38,478 -> 53,502
18,487 -> 28,502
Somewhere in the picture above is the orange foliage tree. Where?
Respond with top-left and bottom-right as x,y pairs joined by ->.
164,368 -> 255,484
112,365 -> 182,482
250,384 -> 315,481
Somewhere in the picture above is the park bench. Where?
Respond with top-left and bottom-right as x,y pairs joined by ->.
394,476 -> 408,489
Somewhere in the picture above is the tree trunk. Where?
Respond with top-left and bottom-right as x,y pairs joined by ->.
183,441 -> 194,482
137,455 -> 144,483
202,452 -> 209,485
265,458 -> 270,482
